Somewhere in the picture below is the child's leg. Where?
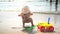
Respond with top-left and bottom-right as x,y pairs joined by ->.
28,18 -> 34,26
22,20 -> 25,27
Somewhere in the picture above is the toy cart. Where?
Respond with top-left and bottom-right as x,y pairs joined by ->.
37,22 -> 54,32
37,18 -> 54,32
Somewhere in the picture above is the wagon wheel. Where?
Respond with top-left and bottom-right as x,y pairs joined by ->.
49,26 -> 54,32
39,26 -> 45,32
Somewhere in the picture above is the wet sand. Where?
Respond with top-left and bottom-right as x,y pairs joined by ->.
0,12 -> 60,34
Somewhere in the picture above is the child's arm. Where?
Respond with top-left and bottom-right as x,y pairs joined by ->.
18,8 -> 25,16
18,13 -> 23,16
29,11 -> 33,15
30,13 -> 33,15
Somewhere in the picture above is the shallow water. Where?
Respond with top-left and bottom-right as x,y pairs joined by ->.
0,0 -> 60,12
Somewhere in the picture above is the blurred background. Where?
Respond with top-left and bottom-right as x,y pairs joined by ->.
0,0 -> 60,12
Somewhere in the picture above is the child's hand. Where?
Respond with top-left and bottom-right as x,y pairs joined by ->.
18,13 -> 23,16
18,14 -> 21,16
31,13 -> 33,15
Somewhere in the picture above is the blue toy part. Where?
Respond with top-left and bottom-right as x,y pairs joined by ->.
48,17 -> 50,24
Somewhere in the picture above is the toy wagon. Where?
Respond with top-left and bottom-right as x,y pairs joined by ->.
37,18 -> 54,32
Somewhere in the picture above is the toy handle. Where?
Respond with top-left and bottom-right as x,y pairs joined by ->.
48,17 -> 50,24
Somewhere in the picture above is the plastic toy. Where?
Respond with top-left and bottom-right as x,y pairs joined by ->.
24,26 -> 35,31
37,17 -> 54,32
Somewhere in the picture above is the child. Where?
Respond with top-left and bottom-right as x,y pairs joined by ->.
18,6 -> 34,27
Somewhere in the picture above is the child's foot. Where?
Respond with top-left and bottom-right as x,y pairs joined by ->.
32,25 -> 34,26
23,26 -> 25,28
